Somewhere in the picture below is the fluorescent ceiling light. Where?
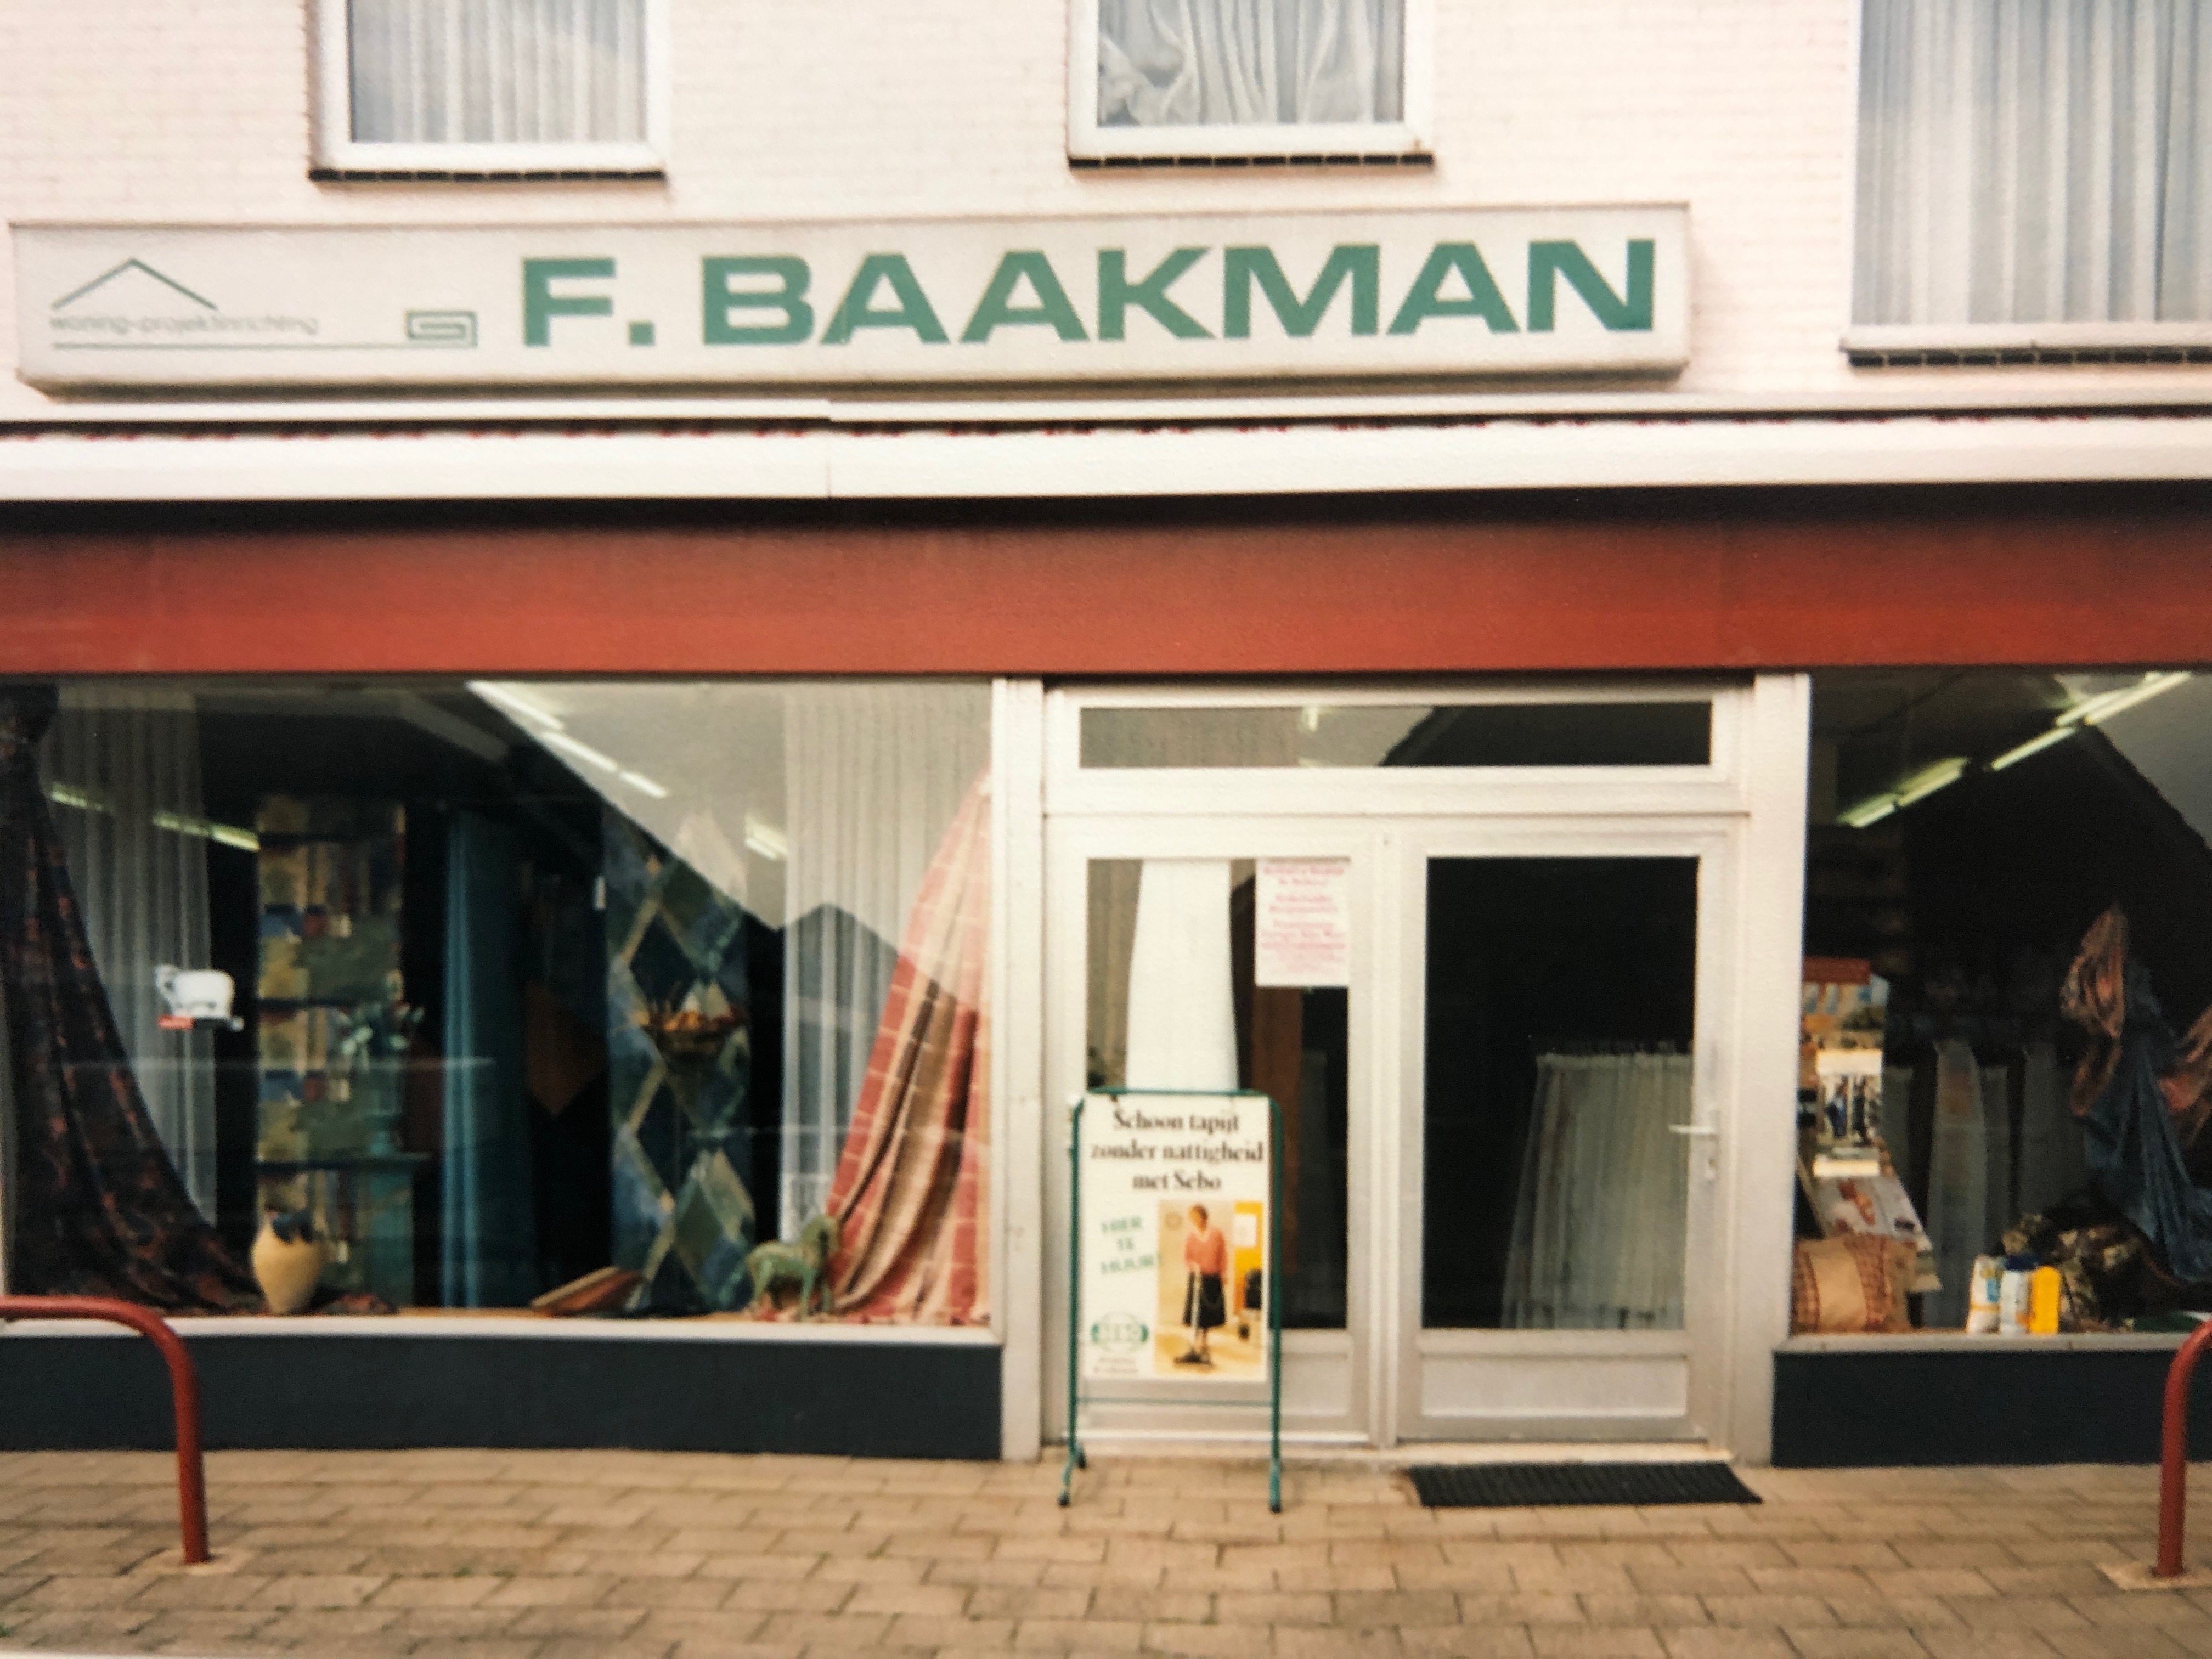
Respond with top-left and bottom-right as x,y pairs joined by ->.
619,770 -> 670,799
1836,794 -> 1898,829
539,730 -> 619,774
1894,757 -> 1968,808
150,807 -> 259,851
1990,725 -> 2077,772
743,815 -> 788,861
466,680 -> 566,732
46,782 -> 111,815
2081,670 -> 2191,726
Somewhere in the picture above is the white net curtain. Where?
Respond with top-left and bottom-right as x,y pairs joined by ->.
1098,0 -> 1404,127
1500,1053 -> 1692,1331
348,0 -> 648,146
1855,0 -> 2212,324
42,689 -> 219,1222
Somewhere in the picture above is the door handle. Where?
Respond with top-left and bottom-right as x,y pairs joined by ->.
1669,1124 -> 1720,1138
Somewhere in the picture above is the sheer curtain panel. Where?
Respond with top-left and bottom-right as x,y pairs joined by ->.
780,686 -> 990,1238
43,690 -> 218,1223
349,0 -> 648,146
1856,0 -> 2212,324
1098,0 -> 1404,127
1500,1053 -> 1692,1331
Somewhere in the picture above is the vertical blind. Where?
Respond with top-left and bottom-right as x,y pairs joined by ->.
1098,0 -> 1404,127
1856,0 -> 2212,324
348,0 -> 648,146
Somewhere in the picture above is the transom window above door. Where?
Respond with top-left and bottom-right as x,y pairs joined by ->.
312,0 -> 667,179
1069,0 -> 1432,162
1847,0 -> 2212,362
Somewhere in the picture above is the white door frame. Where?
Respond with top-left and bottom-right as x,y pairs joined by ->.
1025,675 -> 1810,1460
1387,815 -> 1736,1447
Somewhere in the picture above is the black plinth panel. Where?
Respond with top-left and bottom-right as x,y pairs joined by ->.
0,1330 -> 1002,1460
1774,1345 -> 2209,1466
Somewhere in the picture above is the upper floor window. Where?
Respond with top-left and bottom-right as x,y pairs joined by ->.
1851,0 -> 2212,350
312,0 -> 665,179
1069,0 -> 1430,163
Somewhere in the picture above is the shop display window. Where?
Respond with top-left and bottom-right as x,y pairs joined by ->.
1795,667 -> 2212,1338
0,679 -> 991,1326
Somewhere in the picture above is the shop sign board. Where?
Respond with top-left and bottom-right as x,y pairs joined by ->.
1254,857 -> 1352,988
14,206 -> 1689,391
1077,1091 -> 1271,1384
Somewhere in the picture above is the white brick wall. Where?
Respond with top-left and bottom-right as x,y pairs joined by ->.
0,1 -> 2197,420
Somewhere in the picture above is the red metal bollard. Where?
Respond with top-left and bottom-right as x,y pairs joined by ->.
2158,1319 -> 2212,1578
0,1295 -> 210,1564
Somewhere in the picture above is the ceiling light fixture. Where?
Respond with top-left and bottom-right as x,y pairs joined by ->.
539,730 -> 619,774
1989,725 -> 2077,772
2081,670 -> 2191,727
466,680 -> 566,732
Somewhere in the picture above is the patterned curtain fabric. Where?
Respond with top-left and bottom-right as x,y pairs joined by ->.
0,686 -> 258,1310
825,776 -> 991,1325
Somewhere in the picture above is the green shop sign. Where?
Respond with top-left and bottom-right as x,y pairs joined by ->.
15,206 -> 1688,391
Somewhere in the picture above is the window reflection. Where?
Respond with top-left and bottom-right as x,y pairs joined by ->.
7,679 -> 991,1325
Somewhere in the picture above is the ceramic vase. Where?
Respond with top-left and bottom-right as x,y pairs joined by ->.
251,1218 -> 329,1316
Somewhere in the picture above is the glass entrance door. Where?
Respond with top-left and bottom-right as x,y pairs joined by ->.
1395,832 -> 1728,1442
1045,820 -> 1378,1444
1042,685 -> 1760,1451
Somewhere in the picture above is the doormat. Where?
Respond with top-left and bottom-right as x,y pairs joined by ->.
1406,1461 -> 1761,1508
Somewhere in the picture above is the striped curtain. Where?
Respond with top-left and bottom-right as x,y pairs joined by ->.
1855,0 -> 2212,323
349,0 -> 648,145
825,776 -> 991,1325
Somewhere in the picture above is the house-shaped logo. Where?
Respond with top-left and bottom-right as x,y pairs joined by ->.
44,254 -> 320,346
52,258 -> 218,315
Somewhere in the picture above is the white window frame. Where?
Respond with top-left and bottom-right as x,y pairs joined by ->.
310,0 -> 670,176
1067,0 -> 1433,162
1838,0 -> 2212,365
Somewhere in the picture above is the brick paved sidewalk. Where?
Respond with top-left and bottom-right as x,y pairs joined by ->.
1,1449 -> 2208,1658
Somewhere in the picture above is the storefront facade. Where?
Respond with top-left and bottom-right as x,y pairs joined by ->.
4,1 -> 2212,1469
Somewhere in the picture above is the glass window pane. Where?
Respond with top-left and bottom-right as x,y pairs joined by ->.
350,0 -> 648,146
9,678 -> 990,1325
1854,0 -> 2212,325
1097,0 -> 1406,129
1088,857 -> 1348,1329
1799,667 -> 2212,1337
1081,702 -> 1711,768
1423,856 -> 1699,1330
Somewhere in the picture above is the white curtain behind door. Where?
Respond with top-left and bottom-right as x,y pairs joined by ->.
1855,0 -> 2212,324
1123,860 -> 1239,1091
1098,0 -> 1405,127
1502,1053 -> 1692,1330
43,688 -> 218,1222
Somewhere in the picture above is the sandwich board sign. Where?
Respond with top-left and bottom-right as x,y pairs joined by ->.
1063,1088 -> 1282,1510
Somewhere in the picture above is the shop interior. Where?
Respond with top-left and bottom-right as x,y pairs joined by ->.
1796,667 -> 2212,1335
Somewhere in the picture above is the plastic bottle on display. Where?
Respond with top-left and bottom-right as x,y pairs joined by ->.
1999,1254 -> 2036,1336
2028,1265 -> 2062,1335
1966,1255 -> 2002,1334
